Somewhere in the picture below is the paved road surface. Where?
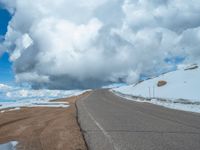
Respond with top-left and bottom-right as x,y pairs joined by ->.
77,89 -> 200,150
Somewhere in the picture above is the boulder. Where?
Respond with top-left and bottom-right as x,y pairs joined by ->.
157,80 -> 167,87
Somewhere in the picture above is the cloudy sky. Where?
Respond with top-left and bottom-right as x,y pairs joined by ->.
0,0 -> 200,89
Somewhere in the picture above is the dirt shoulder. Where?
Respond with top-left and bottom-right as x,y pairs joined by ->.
0,92 -> 90,150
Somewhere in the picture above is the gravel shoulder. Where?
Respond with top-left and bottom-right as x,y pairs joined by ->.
0,92 -> 90,150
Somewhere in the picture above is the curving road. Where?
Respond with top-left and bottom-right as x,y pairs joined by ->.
77,89 -> 200,150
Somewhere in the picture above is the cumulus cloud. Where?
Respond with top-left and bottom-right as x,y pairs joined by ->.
0,0 -> 200,89
0,83 -> 12,91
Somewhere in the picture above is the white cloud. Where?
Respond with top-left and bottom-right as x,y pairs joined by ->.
9,33 -> 33,61
178,27 -> 200,63
0,83 -> 83,100
1,0 -> 200,89
15,72 -> 49,83
0,83 -> 12,91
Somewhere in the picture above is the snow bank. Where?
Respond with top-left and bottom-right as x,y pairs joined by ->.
113,64 -> 200,113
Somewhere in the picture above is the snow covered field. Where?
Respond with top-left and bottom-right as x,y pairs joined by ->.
113,64 -> 200,113
0,84 -> 86,111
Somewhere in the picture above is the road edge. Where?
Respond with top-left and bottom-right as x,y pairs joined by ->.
75,92 -> 91,150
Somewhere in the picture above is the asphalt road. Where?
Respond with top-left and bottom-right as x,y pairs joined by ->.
77,89 -> 200,150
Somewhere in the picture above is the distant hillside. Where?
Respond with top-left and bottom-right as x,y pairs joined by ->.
113,64 -> 200,113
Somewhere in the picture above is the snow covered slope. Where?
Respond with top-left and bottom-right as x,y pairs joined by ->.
113,64 -> 200,113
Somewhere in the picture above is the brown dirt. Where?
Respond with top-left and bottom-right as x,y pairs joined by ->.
0,92 -> 90,150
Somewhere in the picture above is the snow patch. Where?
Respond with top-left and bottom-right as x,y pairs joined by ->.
29,102 -> 69,108
112,91 -> 200,113
0,141 -> 18,150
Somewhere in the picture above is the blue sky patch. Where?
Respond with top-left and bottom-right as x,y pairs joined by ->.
0,52 -> 14,83
0,8 -> 11,36
0,8 -> 13,83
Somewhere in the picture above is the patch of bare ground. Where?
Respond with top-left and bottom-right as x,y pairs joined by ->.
0,92 -> 90,150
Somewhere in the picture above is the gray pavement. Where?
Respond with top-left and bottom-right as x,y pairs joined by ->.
76,89 -> 200,150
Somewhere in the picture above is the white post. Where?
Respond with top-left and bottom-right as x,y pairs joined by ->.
149,87 -> 151,98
